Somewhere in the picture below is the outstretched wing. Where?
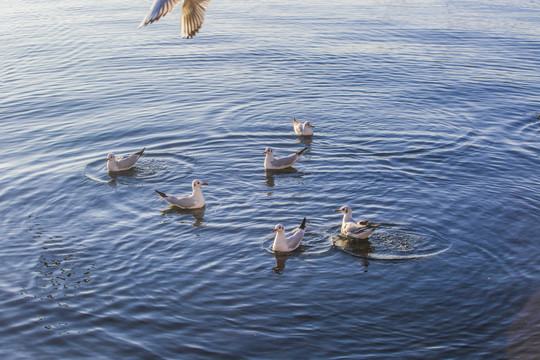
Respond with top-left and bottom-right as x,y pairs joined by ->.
139,0 -> 182,28
293,118 -> 302,134
181,0 -> 212,38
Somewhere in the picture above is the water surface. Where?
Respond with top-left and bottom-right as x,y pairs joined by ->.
1,0 -> 540,358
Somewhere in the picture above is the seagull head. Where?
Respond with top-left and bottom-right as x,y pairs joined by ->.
106,153 -> 116,162
262,147 -> 274,156
273,224 -> 285,233
335,205 -> 352,216
304,121 -> 314,128
192,179 -> 208,188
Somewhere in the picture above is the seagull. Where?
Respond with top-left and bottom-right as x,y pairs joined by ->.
293,118 -> 314,136
155,179 -> 208,209
335,205 -> 379,239
263,147 -> 308,170
106,147 -> 146,172
272,217 -> 307,252
138,0 -> 212,38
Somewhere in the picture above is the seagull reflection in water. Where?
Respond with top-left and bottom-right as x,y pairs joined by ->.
160,206 -> 206,227
264,167 -> 308,188
295,135 -> 313,146
333,236 -> 373,271
106,167 -> 144,186
272,250 -> 303,274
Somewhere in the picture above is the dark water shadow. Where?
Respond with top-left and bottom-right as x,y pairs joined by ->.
106,168 -> 143,186
507,288 -> 540,359
160,206 -> 206,227
264,168 -> 308,188
21,221 -> 95,317
272,249 -> 303,274
333,237 -> 373,271
295,135 -> 313,146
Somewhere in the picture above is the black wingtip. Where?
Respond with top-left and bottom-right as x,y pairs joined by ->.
134,147 -> 146,156
155,190 -> 167,198
299,217 -> 307,229
296,147 -> 308,156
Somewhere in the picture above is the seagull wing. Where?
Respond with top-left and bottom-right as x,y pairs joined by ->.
285,228 -> 305,251
293,119 -> 302,134
181,0 -> 212,38
139,0 -> 182,28
116,152 -> 142,170
167,194 -> 198,208
344,222 -> 376,239
271,154 -> 299,169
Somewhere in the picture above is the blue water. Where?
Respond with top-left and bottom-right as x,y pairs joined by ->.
1,0 -> 540,358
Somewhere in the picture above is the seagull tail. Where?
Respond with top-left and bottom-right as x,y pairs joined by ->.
296,147 -> 308,156
155,190 -> 167,198
293,117 -> 299,125
134,147 -> 146,156
299,217 -> 307,229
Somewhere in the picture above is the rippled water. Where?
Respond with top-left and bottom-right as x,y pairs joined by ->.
2,0 -> 540,358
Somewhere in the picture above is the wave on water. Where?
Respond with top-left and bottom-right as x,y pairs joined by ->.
333,225 -> 452,261
83,152 -> 197,186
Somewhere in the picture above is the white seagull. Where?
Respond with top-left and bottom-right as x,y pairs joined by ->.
263,147 -> 308,170
106,147 -> 146,172
293,118 -> 314,136
335,205 -> 379,239
272,217 -> 307,252
138,0 -> 212,38
155,179 -> 208,209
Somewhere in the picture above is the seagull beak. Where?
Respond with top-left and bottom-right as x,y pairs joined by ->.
334,209 -> 341,212
201,182 -> 208,186
262,151 -> 267,154
272,229 -> 277,232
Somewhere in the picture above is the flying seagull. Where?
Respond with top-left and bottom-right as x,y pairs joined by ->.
139,0 -> 212,38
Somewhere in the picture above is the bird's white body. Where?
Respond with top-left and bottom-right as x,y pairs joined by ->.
272,218 -> 307,252
335,205 -> 377,239
138,0 -> 212,38
263,147 -> 307,170
293,118 -> 314,136
106,148 -> 146,172
156,179 -> 207,209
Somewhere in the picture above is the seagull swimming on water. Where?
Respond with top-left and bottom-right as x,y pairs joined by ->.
335,205 -> 379,239
138,0 -> 212,38
155,179 -> 208,209
272,217 -> 307,252
293,118 -> 314,136
106,147 -> 146,172
263,147 -> 308,170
